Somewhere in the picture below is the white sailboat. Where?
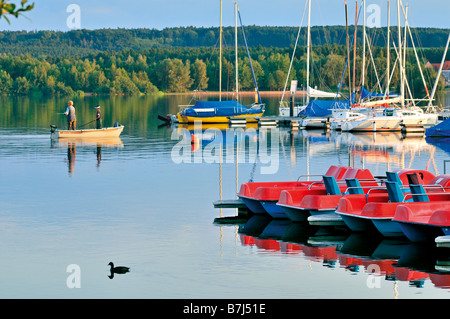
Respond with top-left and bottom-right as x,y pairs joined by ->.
302,0 -> 365,129
279,0 -> 340,118
341,106 -> 436,132
340,0 -> 438,132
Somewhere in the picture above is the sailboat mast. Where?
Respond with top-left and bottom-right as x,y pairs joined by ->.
352,2 -> 358,94
428,31 -> 450,107
361,0 -> 366,90
402,4 -> 408,102
219,0 -> 223,101
345,1 -> 352,105
397,0 -> 404,107
235,2 -> 239,101
306,0 -> 311,104
386,0 -> 390,98
401,1 -> 429,99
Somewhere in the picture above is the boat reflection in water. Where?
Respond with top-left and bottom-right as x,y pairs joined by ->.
230,216 -> 450,293
51,137 -> 124,177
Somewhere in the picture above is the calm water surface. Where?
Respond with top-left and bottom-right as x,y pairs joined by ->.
0,94 -> 449,299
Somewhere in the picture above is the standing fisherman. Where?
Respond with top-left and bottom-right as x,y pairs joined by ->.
95,105 -> 102,129
64,100 -> 76,130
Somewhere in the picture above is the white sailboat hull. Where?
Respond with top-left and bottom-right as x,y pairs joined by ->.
301,117 -> 328,128
341,111 -> 438,132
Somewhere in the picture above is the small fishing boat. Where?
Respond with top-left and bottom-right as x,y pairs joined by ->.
237,165 -> 349,216
50,124 -> 124,139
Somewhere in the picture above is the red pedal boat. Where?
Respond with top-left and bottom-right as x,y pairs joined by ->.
393,195 -> 450,242
237,165 -> 349,215
276,168 -> 379,222
335,172 -> 449,238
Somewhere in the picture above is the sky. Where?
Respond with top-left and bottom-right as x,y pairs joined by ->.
0,0 -> 449,32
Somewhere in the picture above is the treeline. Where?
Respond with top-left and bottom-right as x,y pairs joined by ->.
0,26 -> 449,57
0,43 -> 443,99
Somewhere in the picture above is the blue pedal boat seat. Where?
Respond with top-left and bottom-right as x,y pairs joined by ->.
386,171 -> 402,185
345,178 -> 364,195
386,171 -> 410,194
409,184 -> 430,202
322,176 -> 342,195
385,181 -> 405,203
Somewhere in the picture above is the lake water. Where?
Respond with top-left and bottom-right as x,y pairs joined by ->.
0,93 -> 449,300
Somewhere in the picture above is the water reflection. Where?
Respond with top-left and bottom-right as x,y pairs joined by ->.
228,216 -> 450,293
67,142 -> 76,176
2,93 -> 450,298
211,125 -> 450,296
50,137 -> 124,176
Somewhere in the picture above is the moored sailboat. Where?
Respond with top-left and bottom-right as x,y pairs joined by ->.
279,0 -> 342,118
177,1 -> 264,124
335,0 -> 439,132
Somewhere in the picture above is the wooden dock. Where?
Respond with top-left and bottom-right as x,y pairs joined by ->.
400,123 -> 425,134
213,199 -> 247,209
213,199 -> 251,224
229,116 -> 303,128
307,214 -> 347,227
435,235 -> 450,248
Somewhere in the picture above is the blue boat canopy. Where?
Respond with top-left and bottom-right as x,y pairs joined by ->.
425,118 -> 450,137
182,100 -> 262,118
300,86 -> 400,117
300,99 -> 350,117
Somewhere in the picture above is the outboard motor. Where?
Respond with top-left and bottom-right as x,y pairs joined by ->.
50,125 -> 57,133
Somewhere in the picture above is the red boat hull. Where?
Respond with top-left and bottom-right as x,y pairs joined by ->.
237,165 -> 349,214
393,201 -> 450,242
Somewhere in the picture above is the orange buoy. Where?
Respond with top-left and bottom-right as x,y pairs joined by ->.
191,134 -> 199,145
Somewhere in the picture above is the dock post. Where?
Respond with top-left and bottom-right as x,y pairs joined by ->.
290,95 -> 295,117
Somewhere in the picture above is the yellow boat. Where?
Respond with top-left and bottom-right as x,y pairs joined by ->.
176,101 -> 264,124
175,3 -> 265,125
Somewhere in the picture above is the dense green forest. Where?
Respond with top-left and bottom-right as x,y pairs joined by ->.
1,26 -> 449,56
0,26 -> 447,98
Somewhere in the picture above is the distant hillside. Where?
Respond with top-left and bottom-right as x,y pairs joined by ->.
0,26 -> 448,57
0,25 -> 446,98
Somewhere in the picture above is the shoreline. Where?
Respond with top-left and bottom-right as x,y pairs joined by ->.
165,91 -> 307,97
